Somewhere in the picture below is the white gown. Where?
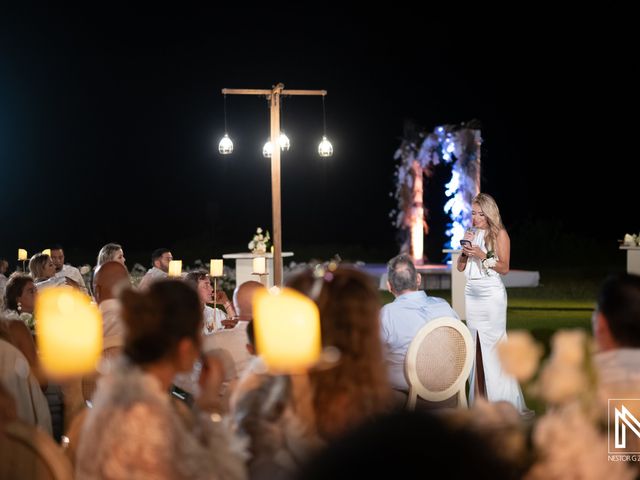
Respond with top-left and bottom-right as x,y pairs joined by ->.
464,229 -> 529,414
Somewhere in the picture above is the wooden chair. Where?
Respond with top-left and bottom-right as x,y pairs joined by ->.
0,420 -> 73,479
404,317 -> 474,410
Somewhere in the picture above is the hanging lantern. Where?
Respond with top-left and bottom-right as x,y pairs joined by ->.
318,135 -> 333,157
218,133 -> 233,154
36,287 -> 102,378
253,287 -> 321,373
278,132 -> 290,151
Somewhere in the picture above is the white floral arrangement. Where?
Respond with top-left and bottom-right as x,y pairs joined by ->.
623,233 -> 640,246
481,250 -> 497,273
248,227 -> 271,254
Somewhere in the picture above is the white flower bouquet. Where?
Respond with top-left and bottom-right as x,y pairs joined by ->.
248,227 -> 271,254
623,233 -> 640,246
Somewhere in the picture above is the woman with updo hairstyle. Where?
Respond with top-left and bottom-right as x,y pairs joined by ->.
286,266 -> 393,440
75,279 -> 247,480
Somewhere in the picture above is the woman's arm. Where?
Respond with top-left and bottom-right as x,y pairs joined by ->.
491,229 -> 510,275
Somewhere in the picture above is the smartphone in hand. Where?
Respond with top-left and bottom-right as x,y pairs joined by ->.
460,239 -> 472,248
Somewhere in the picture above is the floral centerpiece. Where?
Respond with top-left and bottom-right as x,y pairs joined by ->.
623,233 -> 640,246
248,227 -> 271,254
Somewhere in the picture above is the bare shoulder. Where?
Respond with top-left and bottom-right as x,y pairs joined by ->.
497,228 -> 510,241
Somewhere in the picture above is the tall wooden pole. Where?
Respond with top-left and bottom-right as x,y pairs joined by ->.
270,84 -> 283,285
221,84 -> 327,286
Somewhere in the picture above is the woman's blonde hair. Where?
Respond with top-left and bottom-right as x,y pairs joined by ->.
472,193 -> 504,252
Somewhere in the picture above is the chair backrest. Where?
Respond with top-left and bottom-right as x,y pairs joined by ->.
0,420 -> 74,479
404,317 -> 474,410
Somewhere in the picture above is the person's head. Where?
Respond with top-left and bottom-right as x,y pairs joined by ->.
4,273 -> 36,313
0,259 -> 8,275
28,253 -> 55,281
120,279 -> 202,371
93,261 -> 130,304
184,270 -> 212,306
151,248 -> 172,272
232,280 -> 267,320
287,266 -> 391,439
593,273 -> 640,351
471,193 -> 504,249
386,254 -> 420,296
49,244 -> 65,272
97,243 -> 126,267
295,409 -> 516,480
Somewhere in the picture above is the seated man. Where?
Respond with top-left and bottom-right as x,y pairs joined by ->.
138,248 -> 172,291
50,245 -> 88,294
593,273 -> 640,398
381,254 -> 460,395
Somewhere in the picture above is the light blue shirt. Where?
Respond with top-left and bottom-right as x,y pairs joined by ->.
381,290 -> 459,391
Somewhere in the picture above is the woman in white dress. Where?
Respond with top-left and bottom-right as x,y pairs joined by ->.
456,193 -> 530,415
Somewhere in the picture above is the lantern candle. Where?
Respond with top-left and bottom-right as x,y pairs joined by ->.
18,249 -> 28,261
168,260 -> 182,277
42,249 -> 51,256
253,287 -> 321,373
210,259 -> 224,277
36,287 -> 102,378
253,257 -> 266,274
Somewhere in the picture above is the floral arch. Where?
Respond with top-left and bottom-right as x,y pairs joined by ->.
391,120 -> 482,263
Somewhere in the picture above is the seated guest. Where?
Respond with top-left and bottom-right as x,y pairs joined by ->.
231,266 -> 392,478
96,243 -> 126,267
2,274 -> 46,387
75,280 -> 247,479
185,270 -> 235,334
0,319 -> 52,434
137,247 -> 172,291
92,261 -> 130,352
50,244 -> 88,294
593,273 -> 640,398
28,253 -> 72,290
380,254 -> 459,398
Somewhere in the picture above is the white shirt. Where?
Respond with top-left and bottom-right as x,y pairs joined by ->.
203,305 -> 228,334
380,290 -> 460,391
137,267 -> 167,291
55,264 -> 88,294
34,276 -> 67,291
202,322 -> 252,379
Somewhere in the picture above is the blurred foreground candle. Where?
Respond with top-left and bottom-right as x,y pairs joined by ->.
18,249 -> 28,261
42,248 -> 51,256
210,259 -> 223,277
168,260 -> 182,277
253,257 -> 266,274
36,287 -> 102,378
253,287 -> 321,373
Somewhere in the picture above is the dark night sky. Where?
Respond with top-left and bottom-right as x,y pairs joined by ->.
0,7 -> 634,266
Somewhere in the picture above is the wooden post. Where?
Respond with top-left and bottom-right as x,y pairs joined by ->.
270,84 -> 283,286
221,84 -> 327,286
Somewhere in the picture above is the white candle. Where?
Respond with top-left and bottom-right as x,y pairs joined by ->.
42,249 -> 51,256
168,260 -> 182,277
210,259 -> 223,277
18,249 -> 28,261
253,257 -> 266,274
